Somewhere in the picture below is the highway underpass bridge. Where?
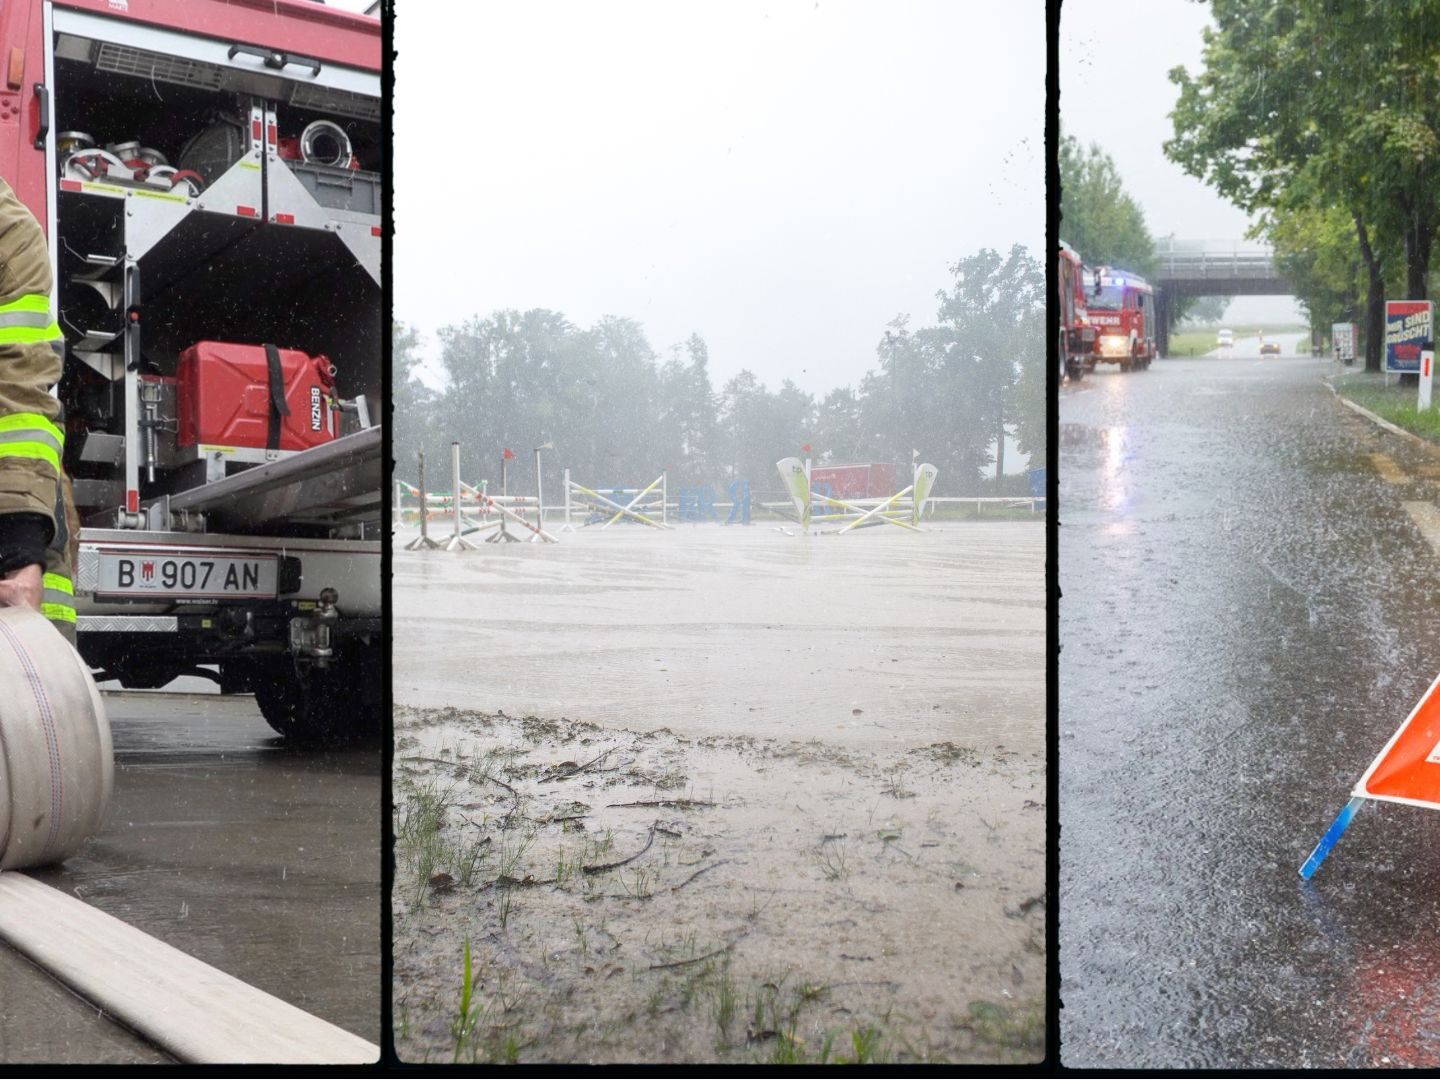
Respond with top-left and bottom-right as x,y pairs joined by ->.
1153,242 -> 1292,356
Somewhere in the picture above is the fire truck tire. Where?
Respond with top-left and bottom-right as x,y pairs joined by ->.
1066,360 -> 1084,383
253,657 -> 380,746
0,607 -> 113,869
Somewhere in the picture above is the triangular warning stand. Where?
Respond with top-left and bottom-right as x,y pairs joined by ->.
1355,670 -> 1440,809
1300,671 -> 1440,879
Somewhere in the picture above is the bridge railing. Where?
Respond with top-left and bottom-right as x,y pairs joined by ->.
1157,248 -> 1281,280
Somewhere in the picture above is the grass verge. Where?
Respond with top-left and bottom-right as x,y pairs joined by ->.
1333,372 -> 1440,442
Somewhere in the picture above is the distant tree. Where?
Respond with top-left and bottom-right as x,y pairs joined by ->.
1262,202 -> 1366,340
812,386 -> 864,465
932,245 -> 1045,482
657,333 -> 718,486
1058,135 -> 1156,277
391,322 -> 439,485
409,252 -> 1043,506
1175,296 -> 1231,326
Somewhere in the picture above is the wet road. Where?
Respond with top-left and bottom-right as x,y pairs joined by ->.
1061,349 -> 1440,1068
0,692 -> 380,1064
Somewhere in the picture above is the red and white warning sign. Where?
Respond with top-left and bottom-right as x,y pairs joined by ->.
1354,671 -> 1440,810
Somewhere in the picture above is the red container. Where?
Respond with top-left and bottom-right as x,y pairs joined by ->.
809,463 -> 896,499
177,341 -> 337,451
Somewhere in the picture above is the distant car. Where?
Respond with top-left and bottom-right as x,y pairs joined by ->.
1260,341 -> 1280,356
1217,329 -> 1235,347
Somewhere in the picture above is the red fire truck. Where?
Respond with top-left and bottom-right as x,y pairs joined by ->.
1058,240 -> 1092,383
0,0 -> 382,742
1083,266 -> 1157,372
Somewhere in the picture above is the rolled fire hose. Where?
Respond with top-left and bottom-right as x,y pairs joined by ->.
0,606 -> 377,1062
0,606 -> 112,870
299,119 -> 351,167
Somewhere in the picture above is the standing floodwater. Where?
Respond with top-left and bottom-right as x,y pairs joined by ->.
393,521 -> 1044,1064
395,525 -> 1041,755
1061,355 -> 1440,1068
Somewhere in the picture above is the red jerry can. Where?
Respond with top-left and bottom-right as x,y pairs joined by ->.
177,341 -> 338,451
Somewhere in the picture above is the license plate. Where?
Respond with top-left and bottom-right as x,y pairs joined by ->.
95,551 -> 279,599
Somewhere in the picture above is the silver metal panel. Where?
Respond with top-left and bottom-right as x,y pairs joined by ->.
94,40 -> 225,89
334,217 -> 381,288
73,478 -> 123,509
44,2 -> 60,308
162,426 -> 381,531
77,615 -> 178,633
118,187 -> 196,262
77,432 -> 126,466
287,80 -> 380,123
51,8 -> 380,99
264,149 -> 340,231
79,527 -> 379,553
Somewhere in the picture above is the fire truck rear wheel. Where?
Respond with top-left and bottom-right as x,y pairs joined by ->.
253,656 -> 380,746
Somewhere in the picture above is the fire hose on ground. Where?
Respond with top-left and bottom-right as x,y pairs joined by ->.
0,606 -> 376,1063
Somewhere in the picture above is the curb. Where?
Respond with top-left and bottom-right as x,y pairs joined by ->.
1324,376 -> 1440,457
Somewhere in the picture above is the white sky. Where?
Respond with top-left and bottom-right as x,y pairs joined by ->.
393,0 -> 1045,395
1059,0 -> 1306,325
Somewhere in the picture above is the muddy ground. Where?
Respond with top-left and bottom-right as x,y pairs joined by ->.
392,524 -> 1044,1064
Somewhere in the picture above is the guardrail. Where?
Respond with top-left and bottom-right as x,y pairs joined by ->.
1157,250 -> 1281,280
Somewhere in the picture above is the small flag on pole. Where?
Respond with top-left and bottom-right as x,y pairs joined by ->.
801,443 -> 812,454
503,448 -> 515,459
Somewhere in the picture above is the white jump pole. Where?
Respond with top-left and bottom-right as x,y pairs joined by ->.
561,468 -> 576,532
404,450 -> 442,550
486,451 -> 520,543
444,442 -> 479,551
534,447 -> 544,538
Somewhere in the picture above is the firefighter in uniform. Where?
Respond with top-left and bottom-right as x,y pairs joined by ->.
0,176 -> 76,642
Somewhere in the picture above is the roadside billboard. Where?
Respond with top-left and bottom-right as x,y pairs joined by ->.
1385,301 -> 1433,373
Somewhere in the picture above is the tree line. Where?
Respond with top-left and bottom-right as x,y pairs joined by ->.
1167,0 -> 1440,369
1060,133 -> 1226,329
393,247 -> 1044,502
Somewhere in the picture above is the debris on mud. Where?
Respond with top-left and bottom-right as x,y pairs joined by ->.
393,706 -> 1044,1064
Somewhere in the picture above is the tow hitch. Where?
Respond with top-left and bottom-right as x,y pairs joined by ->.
289,587 -> 339,669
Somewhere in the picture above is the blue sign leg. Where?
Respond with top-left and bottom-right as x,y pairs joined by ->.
1299,796 -> 1366,880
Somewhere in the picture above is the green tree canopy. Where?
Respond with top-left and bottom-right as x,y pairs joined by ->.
1059,135 -> 1157,277
1167,0 -> 1440,368
394,249 -> 1044,503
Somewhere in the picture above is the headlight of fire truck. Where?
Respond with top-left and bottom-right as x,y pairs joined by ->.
1099,334 -> 1129,358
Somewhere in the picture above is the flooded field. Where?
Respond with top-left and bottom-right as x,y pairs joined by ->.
393,525 -> 1042,755
392,523 -> 1045,1064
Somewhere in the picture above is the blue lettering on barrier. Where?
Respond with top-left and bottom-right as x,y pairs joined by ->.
726,480 -> 751,524
678,486 -> 699,520
679,486 -> 720,522
812,481 -> 838,516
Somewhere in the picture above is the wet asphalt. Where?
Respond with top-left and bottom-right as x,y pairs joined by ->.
1060,340 -> 1440,1068
0,692 -> 380,1064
